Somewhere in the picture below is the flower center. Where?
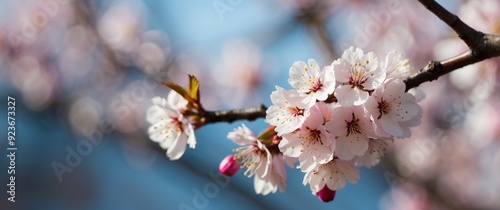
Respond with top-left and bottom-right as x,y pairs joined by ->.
308,79 -> 323,93
345,113 -> 361,136
288,106 -> 305,116
308,128 -> 323,145
170,116 -> 184,133
234,144 -> 265,177
377,99 -> 392,119
348,65 -> 369,89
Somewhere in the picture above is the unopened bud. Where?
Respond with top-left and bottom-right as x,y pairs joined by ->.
316,186 -> 336,202
219,155 -> 240,176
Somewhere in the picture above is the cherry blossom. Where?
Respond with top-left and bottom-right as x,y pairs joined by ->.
146,94 -> 196,160
383,51 -> 413,80
266,86 -> 310,135
354,138 -> 392,168
288,59 -> 336,106
254,153 -> 287,195
333,47 -> 386,106
364,79 -> 421,138
167,87 -> 189,110
279,102 -> 335,172
303,158 -> 359,193
326,105 -> 375,161
227,124 -> 286,195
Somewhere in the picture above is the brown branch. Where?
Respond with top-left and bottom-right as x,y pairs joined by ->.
297,3 -> 338,61
204,104 -> 267,124
404,1 -> 500,91
309,20 -> 337,61
72,1 -> 124,72
417,0 -> 482,49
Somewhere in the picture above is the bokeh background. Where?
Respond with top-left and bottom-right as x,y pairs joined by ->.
1,0 -> 499,210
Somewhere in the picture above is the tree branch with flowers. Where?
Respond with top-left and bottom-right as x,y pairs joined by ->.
145,0 -> 500,203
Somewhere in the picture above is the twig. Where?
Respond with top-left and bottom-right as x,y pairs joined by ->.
404,0 -> 500,91
296,3 -> 338,60
204,104 -> 267,124
417,0 -> 482,48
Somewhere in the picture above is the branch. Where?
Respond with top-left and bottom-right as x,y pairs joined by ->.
404,1 -> 500,91
296,2 -> 338,60
417,0 -> 482,49
204,104 -> 267,124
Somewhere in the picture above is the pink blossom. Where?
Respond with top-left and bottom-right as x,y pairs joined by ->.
354,138 -> 392,168
303,158 -> 359,193
364,79 -> 421,138
146,94 -> 196,160
288,59 -> 336,106
266,86 -> 310,135
254,153 -> 287,195
333,47 -> 386,106
227,124 -> 286,195
383,51 -> 412,80
279,103 -> 335,172
326,106 -> 375,160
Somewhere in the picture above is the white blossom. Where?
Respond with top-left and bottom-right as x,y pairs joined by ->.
333,47 -> 386,106
288,59 -> 336,106
147,93 -> 195,160
266,86 -> 310,136
303,158 -> 359,193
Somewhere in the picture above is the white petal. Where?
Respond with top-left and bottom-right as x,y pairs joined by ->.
146,106 -> 167,124
167,91 -> 188,110
382,80 -> 406,102
166,133 -> 188,160
345,134 -> 369,156
380,116 -> 403,137
227,124 -> 258,145
332,59 -> 351,82
336,85 -> 368,106
388,101 -> 420,122
254,176 -> 275,195
279,135 -> 303,158
185,124 -> 196,148
334,137 -> 356,161
336,159 -> 359,183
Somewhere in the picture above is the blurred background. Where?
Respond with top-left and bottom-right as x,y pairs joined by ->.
0,0 -> 499,209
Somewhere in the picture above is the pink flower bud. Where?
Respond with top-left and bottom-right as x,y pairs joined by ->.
316,186 -> 336,202
219,155 -> 240,176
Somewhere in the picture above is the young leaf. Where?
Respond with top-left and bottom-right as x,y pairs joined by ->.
188,75 -> 200,102
162,82 -> 193,103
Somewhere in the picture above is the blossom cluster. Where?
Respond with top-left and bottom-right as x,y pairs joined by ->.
222,47 -> 423,201
145,46 -> 424,202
